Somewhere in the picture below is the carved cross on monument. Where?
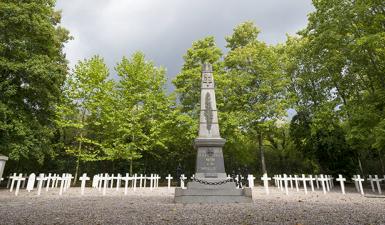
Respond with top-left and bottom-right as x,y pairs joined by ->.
202,63 -> 214,88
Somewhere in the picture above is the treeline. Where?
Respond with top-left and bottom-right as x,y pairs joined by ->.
1,0 -> 384,181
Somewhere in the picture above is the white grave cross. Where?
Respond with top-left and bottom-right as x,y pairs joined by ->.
166,174 -> 173,189
352,175 -> 365,195
36,173 -> 46,196
325,175 -> 330,192
247,174 -> 255,188
318,174 -> 327,194
9,173 -> 17,192
308,175 -> 315,192
294,175 -> 299,192
273,175 -> 278,187
133,174 -> 137,191
289,175 -> 294,189
261,173 -> 271,195
59,174 -> 66,196
79,173 -> 90,196
138,174 -> 143,188
109,174 -> 115,189
45,173 -> 53,192
336,174 -> 346,194
149,174 -> 154,190
180,174 -> 187,189
102,173 -> 110,196
65,173 -> 73,191
282,174 -> 290,195
115,174 -> 122,191
122,173 -> 131,195
373,175 -> 383,194
14,173 -> 25,196
301,174 -> 308,195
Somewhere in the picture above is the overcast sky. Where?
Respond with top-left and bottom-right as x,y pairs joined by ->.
56,0 -> 314,91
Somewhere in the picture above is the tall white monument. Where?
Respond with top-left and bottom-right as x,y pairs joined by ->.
174,63 -> 253,203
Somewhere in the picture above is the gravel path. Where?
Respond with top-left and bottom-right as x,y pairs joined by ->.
0,186 -> 384,225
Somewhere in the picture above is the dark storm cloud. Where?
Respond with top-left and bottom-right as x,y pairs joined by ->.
56,0 -> 314,90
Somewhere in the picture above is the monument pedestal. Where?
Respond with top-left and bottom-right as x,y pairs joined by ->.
175,181 -> 253,203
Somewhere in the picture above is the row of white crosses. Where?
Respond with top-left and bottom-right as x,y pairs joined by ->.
364,175 -> 384,195
6,173 -> 29,189
345,174 -> 382,196
265,174 -> 335,195
266,173 -> 385,196
7,173 -> 74,196
91,173 -> 162,195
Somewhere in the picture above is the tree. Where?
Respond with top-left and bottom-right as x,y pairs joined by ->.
224,21 -> 289,174
286,0 -> 385,174
0,0 -> 70,169
105,52 -> 171,174
57,56 -> 112,184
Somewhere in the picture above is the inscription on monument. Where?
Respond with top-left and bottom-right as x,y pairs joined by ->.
196,147 -> 225,178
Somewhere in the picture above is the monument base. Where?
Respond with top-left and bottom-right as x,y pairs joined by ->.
174,181 -> 253,204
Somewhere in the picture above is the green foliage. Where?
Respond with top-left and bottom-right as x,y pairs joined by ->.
57,56 -> 111,161
0,0 -> 70,168
101,52 -> 172,173
56,56 -> 112,181
173,36 -> 223,115
224,21 -> 289,173
225,21 -> 260,50
286,0 -> 385,174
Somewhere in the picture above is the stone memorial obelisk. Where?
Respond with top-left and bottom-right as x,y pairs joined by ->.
174,63 -> 253,203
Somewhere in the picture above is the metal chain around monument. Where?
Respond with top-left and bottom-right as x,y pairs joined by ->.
192,177 -> 233,185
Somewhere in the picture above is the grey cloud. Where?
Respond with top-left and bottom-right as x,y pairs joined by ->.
56,0 -> 314,91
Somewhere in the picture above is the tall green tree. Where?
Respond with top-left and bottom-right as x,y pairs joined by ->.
224,21 -> 289,174
104,52 -> 171,174
57,56 -> 112,183
287,0 -> 385,174
0,0 -> 70,168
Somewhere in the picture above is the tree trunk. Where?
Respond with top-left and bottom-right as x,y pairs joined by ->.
130,133 -> 134,175
258,132 -> 267,174
74,158 -> 80,186
358,156 -> 364,175
129,159 -> 133,175
73,133 -> 83,185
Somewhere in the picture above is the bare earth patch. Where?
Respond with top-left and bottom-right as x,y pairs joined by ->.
0,186 -> 384,225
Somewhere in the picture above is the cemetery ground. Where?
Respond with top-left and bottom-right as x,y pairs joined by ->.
1,186 -> 385,225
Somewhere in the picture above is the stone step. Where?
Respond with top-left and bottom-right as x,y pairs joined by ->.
175,188 -> 245,196
175,196 -> 253,204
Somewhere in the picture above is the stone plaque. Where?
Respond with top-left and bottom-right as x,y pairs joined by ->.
196,147 -> 225,178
